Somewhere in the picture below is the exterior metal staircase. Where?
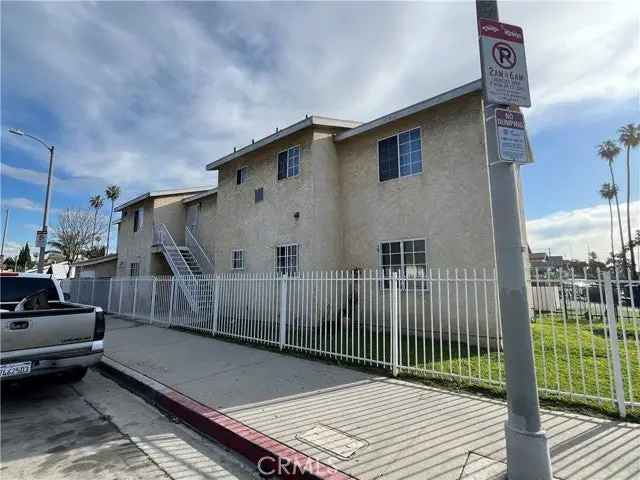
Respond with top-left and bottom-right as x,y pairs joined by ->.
153,223 -> 214,311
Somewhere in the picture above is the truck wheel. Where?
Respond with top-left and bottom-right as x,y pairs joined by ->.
64,367 -> 88,383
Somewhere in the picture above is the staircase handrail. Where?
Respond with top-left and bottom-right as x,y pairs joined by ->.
185,225 -> 215,274
153,223 -> 198,310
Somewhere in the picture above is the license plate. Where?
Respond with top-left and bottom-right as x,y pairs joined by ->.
0,361 -> 32,378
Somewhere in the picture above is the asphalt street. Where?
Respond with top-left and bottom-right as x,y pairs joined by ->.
1,369 -> 262,480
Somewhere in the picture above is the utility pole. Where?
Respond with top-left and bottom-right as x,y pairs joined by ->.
475,1 -> 553,479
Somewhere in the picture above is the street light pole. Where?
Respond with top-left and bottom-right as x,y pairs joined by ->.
39,145 -> 55,273
0,208 -> 9,263
475,1 -> 553,479
8,128 -> 55,273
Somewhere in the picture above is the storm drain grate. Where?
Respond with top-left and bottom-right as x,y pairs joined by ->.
296,424 -> 368,460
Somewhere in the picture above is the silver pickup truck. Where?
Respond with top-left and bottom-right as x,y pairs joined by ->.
0,272 -> 104,382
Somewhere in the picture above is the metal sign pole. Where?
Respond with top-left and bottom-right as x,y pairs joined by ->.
476,1 -> 553,479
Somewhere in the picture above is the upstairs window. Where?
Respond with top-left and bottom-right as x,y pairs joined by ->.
277,146 -> 300,180
275,244 -> 298,275
133,207 -> 143,233
231,250 -> 245,270
236,166 -> 248,185
378,128 -> 422,181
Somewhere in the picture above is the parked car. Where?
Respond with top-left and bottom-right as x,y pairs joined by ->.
0,272 -> 104,382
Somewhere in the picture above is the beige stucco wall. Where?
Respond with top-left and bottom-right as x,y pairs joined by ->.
197,127 -> 347,273
116,198 -> 154,277
153,195 -> 189,245
336,92 -> 496,273
335,92 -> 500,339
75,259 -> 117,278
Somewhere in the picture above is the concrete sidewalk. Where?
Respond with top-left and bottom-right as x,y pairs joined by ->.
103,315 -> 639,480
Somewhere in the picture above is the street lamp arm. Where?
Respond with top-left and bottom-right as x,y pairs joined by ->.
8,128 -> 53,151
23,132 -> 53,151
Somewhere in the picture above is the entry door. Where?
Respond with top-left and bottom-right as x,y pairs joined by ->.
186,203 -> 200,235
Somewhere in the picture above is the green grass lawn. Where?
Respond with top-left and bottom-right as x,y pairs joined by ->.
284,313 -> 640,417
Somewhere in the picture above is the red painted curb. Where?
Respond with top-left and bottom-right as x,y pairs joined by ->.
99,358 -> 357,480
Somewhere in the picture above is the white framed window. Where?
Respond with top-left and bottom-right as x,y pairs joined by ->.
236,166 -> 248,185
275,244 -> 298,275
277,146 -> 300,180
231,250 -> 245,270
379,238 -> 427,289
129,262 -> 140,277
378,127 -> 422,181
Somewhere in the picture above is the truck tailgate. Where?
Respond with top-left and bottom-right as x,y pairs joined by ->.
1,308 -> 96,353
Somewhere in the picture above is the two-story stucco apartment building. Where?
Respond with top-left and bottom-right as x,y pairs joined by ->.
110,79 -> 528,284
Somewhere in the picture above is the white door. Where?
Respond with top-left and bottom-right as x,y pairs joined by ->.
186,203 -> 200,235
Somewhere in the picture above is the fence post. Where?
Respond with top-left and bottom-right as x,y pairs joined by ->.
107,278 -> 113,313
212,277 -> 219,336
279,274 -> 288,350
118,279 -> 124,314
169,279 -> 176,326
603,271 -> 626,418
391,272 -> 399,377
150,277 -> 156,324
132,278 -> 138,317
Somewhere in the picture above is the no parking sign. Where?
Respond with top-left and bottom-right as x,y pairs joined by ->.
479,19 -> 531,107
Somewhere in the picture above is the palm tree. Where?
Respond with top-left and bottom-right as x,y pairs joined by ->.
636,230 -> 640,270
105,185 -> 121,254
600,183 -> 617,262
619,124 -> 640,276
89,194 -> 104,248
598,140 -> 626,270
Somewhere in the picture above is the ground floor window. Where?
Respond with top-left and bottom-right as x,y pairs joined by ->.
379,239 -> 427,288
231,250 -> 245,270
129,262 -> 140,277
275,244 -> 298,275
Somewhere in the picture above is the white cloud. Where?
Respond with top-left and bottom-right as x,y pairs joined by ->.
527,200 -> 640,261
0,162 -> 99,193
2,197 -> 42,212
2,1 -> 637,202
1,196 -> 62,215
1,240 -> 23,259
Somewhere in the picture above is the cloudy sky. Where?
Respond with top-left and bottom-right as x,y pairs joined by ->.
1,1 -> 639,260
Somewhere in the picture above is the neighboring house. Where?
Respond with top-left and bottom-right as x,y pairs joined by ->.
26,261 -> 75,279
529,251 -> 564,275
73,254 -> 118,279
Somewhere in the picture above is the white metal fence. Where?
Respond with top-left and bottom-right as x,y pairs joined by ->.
63,268 -> 639,417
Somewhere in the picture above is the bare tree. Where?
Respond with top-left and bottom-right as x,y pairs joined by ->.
48,208 -> 106,276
